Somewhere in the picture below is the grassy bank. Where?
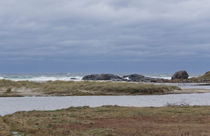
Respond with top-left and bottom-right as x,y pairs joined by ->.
0,80 -> 180,96
3,106 -> 210,136
190,71 -> 210,82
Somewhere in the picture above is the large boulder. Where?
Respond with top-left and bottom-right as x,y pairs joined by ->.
172,70 -> 189,80
82,74 -> 124,81
123,74 -> 158,82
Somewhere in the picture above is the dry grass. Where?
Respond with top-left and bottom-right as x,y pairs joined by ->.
0,116 -> 11,136
3,106 -> 210,136
0,80 -> 180,96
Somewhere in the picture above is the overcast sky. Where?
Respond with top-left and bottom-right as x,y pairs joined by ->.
0,0 -> 210,74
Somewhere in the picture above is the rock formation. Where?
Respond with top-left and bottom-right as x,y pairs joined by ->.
82,74 -> 124,81
123,74 -> 156,82
172,70 -> 189,80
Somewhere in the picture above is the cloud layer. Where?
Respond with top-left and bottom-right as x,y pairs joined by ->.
0,0 -> 210,72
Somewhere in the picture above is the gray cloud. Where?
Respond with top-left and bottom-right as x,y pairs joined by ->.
0,0 -> 210,64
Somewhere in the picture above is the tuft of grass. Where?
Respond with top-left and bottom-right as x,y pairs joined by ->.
0,80 -> 180,96
71,128 -> 116,136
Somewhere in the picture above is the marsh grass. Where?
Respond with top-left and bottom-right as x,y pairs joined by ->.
4,106 -> 210,136
0,80 -> 180,96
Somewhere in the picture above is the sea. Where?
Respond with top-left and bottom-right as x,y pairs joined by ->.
0,73 -> 85,82
0,73 -> 199,82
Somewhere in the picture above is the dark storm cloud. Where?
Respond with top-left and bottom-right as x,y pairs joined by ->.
0,0 -> 210,71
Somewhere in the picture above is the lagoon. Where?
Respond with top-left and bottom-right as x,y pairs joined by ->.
1,93 -> 210,116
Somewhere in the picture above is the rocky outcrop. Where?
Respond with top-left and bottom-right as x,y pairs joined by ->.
172,71 -> 189,80
123,74 -> 157,82
83,73 -> 169,82
82,74 -> 124,81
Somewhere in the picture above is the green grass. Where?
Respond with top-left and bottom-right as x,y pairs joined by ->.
0,80 -> 180,96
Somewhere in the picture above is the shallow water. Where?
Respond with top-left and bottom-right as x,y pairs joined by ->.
154,83 -> 210,89
1,93 -> 210,116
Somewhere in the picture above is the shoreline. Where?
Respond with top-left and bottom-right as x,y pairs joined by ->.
1,89 -> 210,97
3,89 -> 210,97
171,89 -> 210,94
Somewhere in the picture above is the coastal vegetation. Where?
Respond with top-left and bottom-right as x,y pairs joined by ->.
190,71 -> 210,82
0,80 -> 180,97
2,106 -> 210,136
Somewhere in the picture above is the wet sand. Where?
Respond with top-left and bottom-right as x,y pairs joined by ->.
1,87 -> 210,97
173,89 -> 210,94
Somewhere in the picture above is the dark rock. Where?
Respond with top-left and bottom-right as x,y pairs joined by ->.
123,74 -> 144,81
123,74 -> 146,82
123,74 -> 159,82
82,74 -> 124,81
83,73 -> 171,83
172,70 -> 189,80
